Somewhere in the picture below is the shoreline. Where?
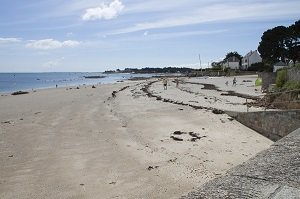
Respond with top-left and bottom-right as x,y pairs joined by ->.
0,72 -> 169,94
0,75 -> 273,198
0,72 -> 256,95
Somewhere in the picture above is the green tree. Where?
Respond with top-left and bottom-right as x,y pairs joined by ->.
258,20 -> 300,65
258,26 -> 289,64
211,62 -> 222,71
224,51 -> 242,61
286,20 -> 300,64
247,62 -> 265,72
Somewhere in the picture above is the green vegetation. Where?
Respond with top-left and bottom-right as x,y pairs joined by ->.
247,63 -> 264,71
211,63 -> 222,71
104,67 -> 195,74
223,67 -> 230,75
247,62 -> 274,72
275,69 -> 288,88
258,20 -> 300,65
276,68 -> 300,90
255,78 -> 262,86
283,81 -> 300,90
224,51 -> 243,60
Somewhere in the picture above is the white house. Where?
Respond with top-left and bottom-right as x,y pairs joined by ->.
273,61 -> 288,72
222,56 -> 240,70
241,50 -> 262,70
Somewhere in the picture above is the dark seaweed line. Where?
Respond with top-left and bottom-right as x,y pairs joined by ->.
183,81 -> 260,101
183,81 -> 222,91
108,82 -> 147,100
178,86 -> 205,97
221,91 -> 260,101
140,81 -> 225,114
108,85 -> 130,100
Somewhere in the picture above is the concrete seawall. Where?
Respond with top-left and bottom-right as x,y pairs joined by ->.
227,110 -> 300,141
181,128 -> 300,199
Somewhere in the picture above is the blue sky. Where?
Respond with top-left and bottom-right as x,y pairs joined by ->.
0,0 -> 299,72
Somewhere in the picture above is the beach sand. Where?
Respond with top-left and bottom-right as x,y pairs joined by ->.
0,75 -> 273,199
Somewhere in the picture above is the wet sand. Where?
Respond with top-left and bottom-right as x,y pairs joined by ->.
0,75 -> 273,198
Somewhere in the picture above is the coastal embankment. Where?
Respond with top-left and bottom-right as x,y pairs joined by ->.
181,128 -> 300,199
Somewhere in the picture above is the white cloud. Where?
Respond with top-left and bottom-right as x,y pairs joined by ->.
107,1 -> 300,35
62,40 -> 80,47
110,29 -> 228,42
26,39 -> 80,50
82,0 -> 124,21
0,37 -> 22,44
150,30 -> 228,39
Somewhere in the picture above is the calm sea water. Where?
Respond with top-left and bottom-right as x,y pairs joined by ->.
0,72 -> 157,93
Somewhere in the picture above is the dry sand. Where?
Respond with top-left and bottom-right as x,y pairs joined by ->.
0,75 -> 273,199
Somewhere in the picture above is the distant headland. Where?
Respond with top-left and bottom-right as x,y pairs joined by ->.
104,67 -> 195,74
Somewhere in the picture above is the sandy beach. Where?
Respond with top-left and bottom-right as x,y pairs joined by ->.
0,75 -> 273,199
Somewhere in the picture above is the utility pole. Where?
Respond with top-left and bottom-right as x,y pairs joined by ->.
199,54 -> 202,76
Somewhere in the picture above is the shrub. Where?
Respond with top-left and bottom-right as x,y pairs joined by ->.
255,78 -> 262,86
224,67 -> 229,73
247,62 -> 265,71
283,81 -> 300,90
275,69 -> 288,88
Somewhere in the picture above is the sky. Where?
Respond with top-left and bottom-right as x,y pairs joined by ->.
0,0 -> 299,72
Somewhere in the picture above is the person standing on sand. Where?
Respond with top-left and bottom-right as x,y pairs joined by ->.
175,78 -> 179,88
163,78 -> 168,90
225,81 -> 228,86
232,77 -> 237,87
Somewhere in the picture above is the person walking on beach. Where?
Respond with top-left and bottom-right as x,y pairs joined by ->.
163,78 -> 168,90
175,78 -> 179,88
232,77 -> 237,87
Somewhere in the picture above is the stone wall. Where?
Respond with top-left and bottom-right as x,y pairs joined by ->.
181,128 -> 300,199
260,72 -> 276,91
287,67 -> 300,82
227,110 -> 300,141
260,67 -> 300,91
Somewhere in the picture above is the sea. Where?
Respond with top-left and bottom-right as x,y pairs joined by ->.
0,72 -> 160,93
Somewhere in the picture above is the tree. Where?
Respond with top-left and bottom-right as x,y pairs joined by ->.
224,51 -> 243,61
286,20 -> 300,64
247,62 -> 264,72
211,62 -> 222,71
258,20 -> 300,65
258,26 -> 289,64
